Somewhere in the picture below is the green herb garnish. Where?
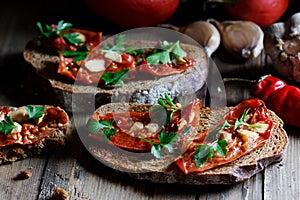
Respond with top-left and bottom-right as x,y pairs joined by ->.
102,34 -> 126,53
125,47 -> 145,56
25,106 -> 45,119
0,116 -> 16,135
146,40 -> 187,65
101,68 -> 130,85
86,119 -> 116,140
141,131 -> 180,159
194,139 -> 228,166
156,93 -> 181,125
36,20 -> 84,45
60,45 -> 89,62
224,108 -> 261,130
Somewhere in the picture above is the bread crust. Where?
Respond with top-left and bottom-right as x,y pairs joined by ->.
0,105 -> 72,165
23,40 -> 209,112
85,104 -> 288,185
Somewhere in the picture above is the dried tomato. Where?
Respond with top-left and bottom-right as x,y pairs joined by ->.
176,98 -> 274,174
89,98 -> 201,151
138,55 -> 196,77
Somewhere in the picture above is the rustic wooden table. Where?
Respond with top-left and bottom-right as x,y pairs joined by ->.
0,0 -> 299,199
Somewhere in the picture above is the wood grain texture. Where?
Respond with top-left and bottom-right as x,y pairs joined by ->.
0,0 -> 299,199
264,126 -> 300,200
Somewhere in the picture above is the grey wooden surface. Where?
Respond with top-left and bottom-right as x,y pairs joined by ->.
0,1 -> 299,199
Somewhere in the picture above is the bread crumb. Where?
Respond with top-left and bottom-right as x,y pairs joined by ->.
52,187 -> 70,200
14,170 -> 32,180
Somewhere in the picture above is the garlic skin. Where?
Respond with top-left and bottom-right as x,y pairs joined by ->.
264,14 -> 300,83
209,19 -> 264,59
178,21 -> 221,57
289,12 -> 300,37
158,21 -> 221,57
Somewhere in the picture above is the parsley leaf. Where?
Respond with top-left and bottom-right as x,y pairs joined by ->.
213,140 -> 228,156
86,119 -> 116,140
146,51 -> 170,65
36,20 -> 84,45
156,93 -> 181,125
194,139 -> 228,167
101,68 -> 130,85
161,40 -> 187,58
146,40 -> 187,65
194,144 -> 213,166
125,47 -> 144,56
142,131 -> 179,159
25,106 -> 45,119
60,45 -> 89,62
62,32 -> 84,45
151,144 -> 162,159
56,20 -> 73,33
36,22 -> 52,38
0,116 -> 16,135
225,108 -> 261,130
102,34 -> 126,53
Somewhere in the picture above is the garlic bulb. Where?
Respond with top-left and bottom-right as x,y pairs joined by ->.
289,12 -> 300,37
209,19 -> 264,59
159,21 -> 221,57
264,12 -> 300,83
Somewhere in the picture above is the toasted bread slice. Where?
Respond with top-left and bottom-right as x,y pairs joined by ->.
23,40 -> 208,112
0,105 -> 72,164
86,102 -> 288,185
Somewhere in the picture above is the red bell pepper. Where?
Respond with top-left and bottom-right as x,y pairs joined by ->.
253,75 -> 300,128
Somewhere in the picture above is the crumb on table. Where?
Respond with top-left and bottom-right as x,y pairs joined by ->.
52,187 -> 70,200
14,170 -> 32,180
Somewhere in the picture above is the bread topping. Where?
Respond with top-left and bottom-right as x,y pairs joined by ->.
87,97 -> 201,153
0,106 -> 69,147
35,21 -> 196,86
176,98 -> 275,174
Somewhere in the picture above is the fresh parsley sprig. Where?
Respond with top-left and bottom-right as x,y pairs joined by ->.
0,116 -> 16,135
60,45 -> 89,62
102,34 -> 126,53
25,105 -> 45,119
156,93 -> 181,125
194,139 -> 228,167
36,20 -> 84,45
146,40 -> 187,65
86,119 -> 116,140
102,34 -> 145,56
224,108 -> 262,131
141,131 -> 180,159
125,47 -> 145,56
101,68 -> 130,85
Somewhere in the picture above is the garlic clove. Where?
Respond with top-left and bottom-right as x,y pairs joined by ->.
263,22 -> 286,62
209,19 -> 264,59
158,21 -> 221,57
178,21 -> 221,57
289,12 -> 300,37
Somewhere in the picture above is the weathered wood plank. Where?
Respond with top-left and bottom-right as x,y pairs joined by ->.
264,126 -> 300,200
0,157 -> 48,200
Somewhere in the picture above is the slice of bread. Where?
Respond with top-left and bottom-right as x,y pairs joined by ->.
86,102 -> 288,185
0,105 -> 72,164
23,39 -> 209,112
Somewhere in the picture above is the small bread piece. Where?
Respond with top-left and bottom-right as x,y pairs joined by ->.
23,40 -> 208,112
0,105 -> 72,165
87,103 -> 288,185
